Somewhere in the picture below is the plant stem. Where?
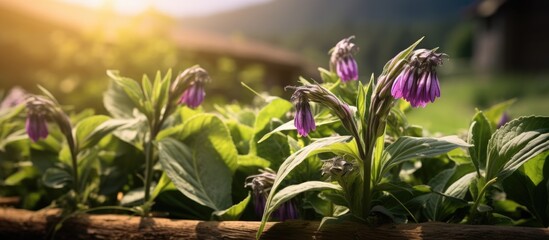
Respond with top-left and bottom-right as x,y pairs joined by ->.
66,137 -> 80,205
468,177 -> 498,223
143,139 -> 154,203
143,117 -> 164,216
70,149 -> 79,202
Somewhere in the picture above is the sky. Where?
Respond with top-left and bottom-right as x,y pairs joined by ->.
60,0 -> 271,17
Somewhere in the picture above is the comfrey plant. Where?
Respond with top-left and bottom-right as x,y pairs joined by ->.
24,88 -> 123,211
256,38 -> 471,237
105,66 -> 211,216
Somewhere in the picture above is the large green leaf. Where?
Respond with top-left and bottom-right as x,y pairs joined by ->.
310,138 -> 361,161
253,98 -> 292,137
503,153 -> 549,227
267,181 -> 342,214
380,136 -> 470,177
111,115 -> 148,150
485,116 -> 549,181
177,114 -> 238,173
158,138 -> 233,211
75,115 -> 110,147
467,111 -> 493,172
251,98 -> 292,164
103,79 -> 135,119
420,164 -> 474,221
107,70 -> 145,114
257,135 -> 351,238
81,119 -> 127,149
75,115 -> 126,150
212,193 -> 251,221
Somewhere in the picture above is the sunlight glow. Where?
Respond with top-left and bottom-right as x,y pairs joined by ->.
59,0 -> 271,17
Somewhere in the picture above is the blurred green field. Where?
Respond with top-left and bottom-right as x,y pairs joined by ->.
406,73 -> 549,134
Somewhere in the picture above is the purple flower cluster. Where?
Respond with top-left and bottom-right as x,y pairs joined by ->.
292,91 -> 316,137
245,169 -> 298,221
391,49 -> 445,108
330,36 -> 359,82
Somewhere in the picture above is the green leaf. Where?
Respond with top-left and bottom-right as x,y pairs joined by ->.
112,114 -> 148,150
75,115 -> 124,150
212,193 -> 251,221
485,116 -> 549,181
311,139 -> 361,161
356,81 -> 366,122
420,164 -> 475,221
0,104 -> 24,123
141,74 -> 153,102
467,111 -> 493,172
267,181 -> 342,216
237,154 -> 270,169
75,115 -> 110,148
151,172 -> 172,201
153,69 -> 171,118
362,75 -> 374,128
178,114 -> 238,173
380,136 -> 471,177
81,119 -> 127,149
120,186 -> 152,206
107,70 -> 145,114
258,117 -> 339,143
253,98 -> 292,136
257,135 -> 351,238
251,98 -> 292,150
37,85 -> 60,105
503,153 -> 549,227
4,167 -> 38,186
0,129 -> 27,151
158,138 -> 233,211
103,79 -> 136,119
381,37 -> 423,75
42,167 -> 72,189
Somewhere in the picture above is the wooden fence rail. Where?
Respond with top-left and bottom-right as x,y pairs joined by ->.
1,207 -> 548,239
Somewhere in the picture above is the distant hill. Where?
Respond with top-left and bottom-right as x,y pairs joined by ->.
181,0 -> 474,37
179,0 -> 476,74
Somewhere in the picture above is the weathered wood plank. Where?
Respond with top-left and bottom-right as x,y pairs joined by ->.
0,207 -> 548,240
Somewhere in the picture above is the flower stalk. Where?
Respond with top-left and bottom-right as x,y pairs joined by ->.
25,95 -> 79,203
141,66 -> 210,215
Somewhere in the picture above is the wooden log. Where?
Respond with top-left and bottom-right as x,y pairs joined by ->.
0,207 -> 548,240
0,197 -> 19,207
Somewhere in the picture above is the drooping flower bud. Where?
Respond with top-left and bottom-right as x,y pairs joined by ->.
244,169 -> 298,220
179,83 -> 205,109
25,95 -> 73,144
25,98 -> 49,142
291,90 -> 316,137
287,84 -> 358,139
330,36 -> 359,82
170,65 -> 210,109
390,49 -> 445,108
